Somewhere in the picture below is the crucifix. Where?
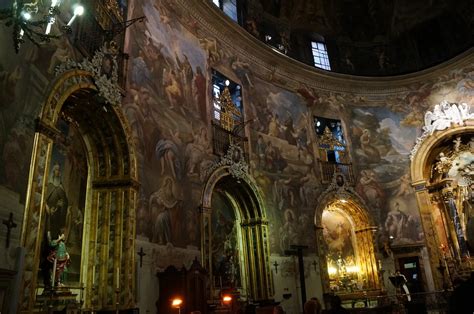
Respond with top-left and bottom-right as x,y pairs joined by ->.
2,212 -> 17,248
273,261 -> 279,274
285,245 -> 308,312
137,247 -> 146,267
312,260 -> 318,272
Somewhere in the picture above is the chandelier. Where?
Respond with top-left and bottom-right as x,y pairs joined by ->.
0,0 -> 85,53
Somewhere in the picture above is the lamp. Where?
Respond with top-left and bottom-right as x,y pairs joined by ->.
171,298 -> 183,314
0,0 -> 85,53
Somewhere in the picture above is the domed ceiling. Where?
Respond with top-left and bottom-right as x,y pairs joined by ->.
243,0 -> 473,76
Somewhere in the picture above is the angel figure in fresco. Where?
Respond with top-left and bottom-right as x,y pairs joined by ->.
47,230 -> 71,287
393,173 -> 412,197
163,69 -> 182,110
359,129 -> 381,162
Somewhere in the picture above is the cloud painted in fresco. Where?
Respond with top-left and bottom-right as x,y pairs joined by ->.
266,91 -> 306,124
379,118 -> 416,155
142,1 -> 206,71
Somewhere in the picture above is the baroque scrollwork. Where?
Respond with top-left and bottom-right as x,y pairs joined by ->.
411,101 -> 473,160
55,41 -> 122,106
205,144 -> 249,181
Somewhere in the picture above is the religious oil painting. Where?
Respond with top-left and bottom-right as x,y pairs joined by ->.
211,192 -> 242,290
322,209 -> 356,271
39,118 -> 87,287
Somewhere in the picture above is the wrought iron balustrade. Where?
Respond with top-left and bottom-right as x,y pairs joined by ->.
73,0 -> 128,88
318,160 -> 354,184
211,121 -> 248,161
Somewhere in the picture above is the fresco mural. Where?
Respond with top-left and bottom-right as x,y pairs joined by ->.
125,0 -> 212,248
0,1 -> 81,201
247,77 -> 320,254
350,107 -> 424,246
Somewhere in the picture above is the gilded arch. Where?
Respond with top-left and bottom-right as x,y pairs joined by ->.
410,124 -> 474,290
201,165 -> 273,300
19,69 -> 138,312
314,174 -> 379,293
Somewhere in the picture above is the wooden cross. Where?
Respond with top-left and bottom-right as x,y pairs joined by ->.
2,212 -> 17,248
137,247 -> 146,267
312,260 -> 318,272
273,261 -> 279,274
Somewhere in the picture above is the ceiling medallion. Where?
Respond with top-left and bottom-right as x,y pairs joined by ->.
411,101 -> 473,160
55,41 -> 122,106
206,144 -> 249,181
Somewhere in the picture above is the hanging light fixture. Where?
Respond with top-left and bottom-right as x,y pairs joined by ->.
0,0 -> 85,53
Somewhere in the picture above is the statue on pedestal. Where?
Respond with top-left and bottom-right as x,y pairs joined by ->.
47,230 -> 71,288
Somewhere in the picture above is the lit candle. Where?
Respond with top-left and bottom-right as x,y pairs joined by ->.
116,268 -> 120,289
92,266 -> 96,286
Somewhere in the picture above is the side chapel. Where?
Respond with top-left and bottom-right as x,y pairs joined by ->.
0,0 -> 472,313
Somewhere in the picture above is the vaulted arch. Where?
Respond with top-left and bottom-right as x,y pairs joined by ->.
410,123 -> 474,290
314,177 -> 379,294
19,69 -> 138,312
201,165 -> 273,301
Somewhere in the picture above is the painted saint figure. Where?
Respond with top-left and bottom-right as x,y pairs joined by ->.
45,163 -> 69,246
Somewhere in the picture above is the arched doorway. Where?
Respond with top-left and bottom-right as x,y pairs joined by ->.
201,162 -> 273,301
18,70 -> 138,312
315,174 -> 380,295
411,115 -> 474,290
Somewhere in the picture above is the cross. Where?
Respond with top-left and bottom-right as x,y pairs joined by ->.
285,245 -> 308,311
312,260 -> 318,272
273,261 -> 279,274
137,247 -> 146,267
2,212 -> 17,248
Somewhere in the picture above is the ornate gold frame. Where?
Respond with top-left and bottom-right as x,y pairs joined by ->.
411,125 -> 474,290
314,192 -> 380,293
18,70 -> 138,312
201,166 -> 273,301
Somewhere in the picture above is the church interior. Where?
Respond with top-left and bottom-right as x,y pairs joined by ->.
0,0 -> 473,313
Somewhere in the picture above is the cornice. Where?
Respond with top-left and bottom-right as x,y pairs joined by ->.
175,0 -> 473,95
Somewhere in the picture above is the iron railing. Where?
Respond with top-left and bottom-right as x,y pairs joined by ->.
318,160 -> 355,184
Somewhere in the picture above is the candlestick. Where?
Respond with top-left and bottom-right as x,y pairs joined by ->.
92,265 -> 96,286
116,268 -> 120,289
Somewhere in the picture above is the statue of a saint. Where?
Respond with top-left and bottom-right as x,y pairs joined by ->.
47,230 -> 71,287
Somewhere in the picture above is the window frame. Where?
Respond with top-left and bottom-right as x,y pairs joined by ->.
311,41 -> 331,70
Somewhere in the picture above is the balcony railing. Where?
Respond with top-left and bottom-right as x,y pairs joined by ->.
211,121 -> 248,162
73,0 -> 128,88
318,160 -> 354,185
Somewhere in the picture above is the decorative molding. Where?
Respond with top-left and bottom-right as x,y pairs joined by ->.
170,0 -> 474,94
55,41 -> 122,106
205,144 -> 249,181
410,101 -> 473,160
318,171 -> 357,202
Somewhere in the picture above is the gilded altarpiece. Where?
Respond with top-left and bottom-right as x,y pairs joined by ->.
315,174 -> 380,294
202,165 -> 273,301
18,70 -> 138,312
417,133 -> 474,287
411,103 -> 474,290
